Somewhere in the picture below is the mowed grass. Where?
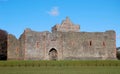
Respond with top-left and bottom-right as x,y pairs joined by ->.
0,66 -> 120,74
0,60 -> 120,74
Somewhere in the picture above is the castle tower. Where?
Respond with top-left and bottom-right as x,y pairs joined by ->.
52,17 -> 80,32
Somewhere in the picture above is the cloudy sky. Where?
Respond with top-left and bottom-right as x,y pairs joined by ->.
0,0 -> 120,47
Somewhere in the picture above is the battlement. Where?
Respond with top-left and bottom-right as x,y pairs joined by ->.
52,17 -> 80,32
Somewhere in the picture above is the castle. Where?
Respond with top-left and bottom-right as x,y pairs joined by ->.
7,17 -> 116,60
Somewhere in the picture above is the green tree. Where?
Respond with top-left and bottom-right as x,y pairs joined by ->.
0,29 -> 8,60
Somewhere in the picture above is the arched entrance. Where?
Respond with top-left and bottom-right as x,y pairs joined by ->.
49,48 -> 58,60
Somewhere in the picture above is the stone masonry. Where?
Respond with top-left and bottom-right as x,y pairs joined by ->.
7,17 -> 116,60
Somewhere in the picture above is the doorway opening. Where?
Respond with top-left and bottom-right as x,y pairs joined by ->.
49,48 -> 58,60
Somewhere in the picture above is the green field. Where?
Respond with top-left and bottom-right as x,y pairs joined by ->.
0,66 -> 120,74
0,60 -> 120,74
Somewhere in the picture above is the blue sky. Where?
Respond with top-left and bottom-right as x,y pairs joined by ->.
0,0 -> 120,47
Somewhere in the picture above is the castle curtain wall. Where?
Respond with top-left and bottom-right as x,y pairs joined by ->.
45,32 -> 63,60
24,31 -> 63,60
24,30 -> 46,60
7,17 -> 116,60
19,32 -> 26,60
7,34 -> 20,60
61,31 -> 116,60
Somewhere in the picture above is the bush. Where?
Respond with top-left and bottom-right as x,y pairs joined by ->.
117,51 -> 120,60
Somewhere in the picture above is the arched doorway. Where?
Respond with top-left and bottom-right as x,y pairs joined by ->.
49,48 -> 58,60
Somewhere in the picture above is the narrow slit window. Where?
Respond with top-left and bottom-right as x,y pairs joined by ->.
103,42 -> 105,46
90,41 -> 92,46
36,42 -> 40,48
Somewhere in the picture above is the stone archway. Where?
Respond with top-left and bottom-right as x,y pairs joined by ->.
49,48 -> 58,60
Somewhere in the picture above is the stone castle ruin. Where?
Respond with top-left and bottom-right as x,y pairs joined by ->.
7,17 -> 116,60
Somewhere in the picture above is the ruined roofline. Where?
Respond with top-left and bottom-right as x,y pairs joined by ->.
61,16 -> 73,25
22,27 -> 115,34
80,30 -> 115,33
52,17 -> 80,32
18,26 -> 116,39
24,28 -> 50,33
8,17 -> 115,39
8,29 -> 115,40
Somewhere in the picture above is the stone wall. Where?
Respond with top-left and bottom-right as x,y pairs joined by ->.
24,29 -> 63,60
61,30 -> 116,60
45,32 -> 63,60
52,17 -> 80,32
7,17 -> 116,60
22,30 -> 116,60
7,30 -> 26,60
7,34 -> 20,60
24,29 -> 47,60
19,31 -> 26,60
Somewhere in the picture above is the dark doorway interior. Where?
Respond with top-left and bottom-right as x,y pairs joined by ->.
49,48 -> 58,60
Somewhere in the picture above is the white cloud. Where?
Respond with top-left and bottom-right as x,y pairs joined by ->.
47,7 -> 59,16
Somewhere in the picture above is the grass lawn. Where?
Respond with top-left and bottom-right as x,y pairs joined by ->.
0,66 -> 120,74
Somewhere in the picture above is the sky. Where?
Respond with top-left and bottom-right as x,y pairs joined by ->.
0,0 -> 120,47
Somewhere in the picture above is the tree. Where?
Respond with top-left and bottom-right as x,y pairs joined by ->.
0,29 -> 8,60
117,47 -> 120,60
